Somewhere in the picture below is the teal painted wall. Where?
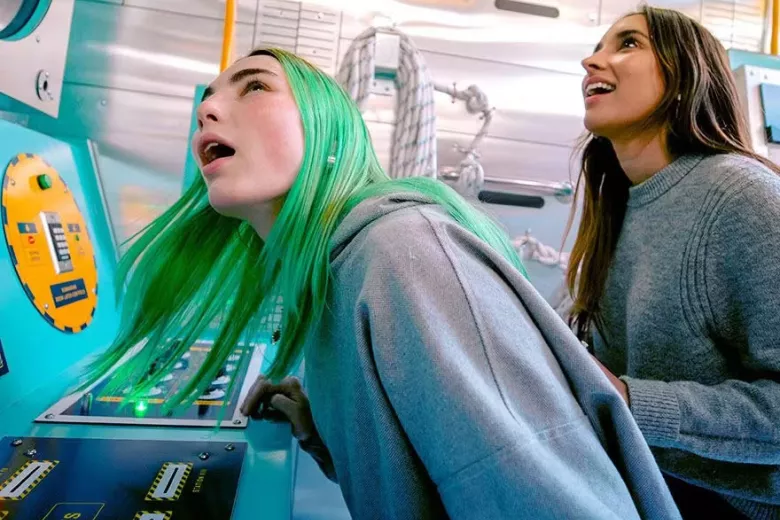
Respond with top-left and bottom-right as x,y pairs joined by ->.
0,120 -> 120,415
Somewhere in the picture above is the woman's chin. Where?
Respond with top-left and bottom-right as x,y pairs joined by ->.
207,190 -> 246,219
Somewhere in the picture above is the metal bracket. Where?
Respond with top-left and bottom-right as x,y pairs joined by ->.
370,28 -> 401,97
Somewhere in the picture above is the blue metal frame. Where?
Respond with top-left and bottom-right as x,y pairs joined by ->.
728,48 -> 780,71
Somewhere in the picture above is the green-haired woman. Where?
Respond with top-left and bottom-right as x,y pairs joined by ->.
85,48 -> 680,519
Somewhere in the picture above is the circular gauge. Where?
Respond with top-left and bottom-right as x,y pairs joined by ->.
0,0 -> 47,40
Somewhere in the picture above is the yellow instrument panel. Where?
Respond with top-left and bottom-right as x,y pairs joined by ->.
1,153 -> 98,333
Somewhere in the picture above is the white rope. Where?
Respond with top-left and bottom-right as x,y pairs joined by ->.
446,154 -> 485,198
513,230 -> 570,270
434,82 -> 493,156
434,82 -> 494,198
337,27 -> 437,179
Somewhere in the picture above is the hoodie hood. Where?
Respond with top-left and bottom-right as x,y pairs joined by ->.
330,191 -> 437,259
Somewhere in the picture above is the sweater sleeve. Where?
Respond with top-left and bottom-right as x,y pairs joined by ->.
623,174 -> 780,465
355,210 -> 649,520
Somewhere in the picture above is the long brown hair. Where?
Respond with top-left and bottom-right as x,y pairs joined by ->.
566,5 -> 780,339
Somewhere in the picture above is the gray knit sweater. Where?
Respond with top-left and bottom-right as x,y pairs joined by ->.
593,153 -> 780,519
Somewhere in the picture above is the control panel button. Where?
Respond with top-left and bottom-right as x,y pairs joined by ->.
36,174 -> 52,190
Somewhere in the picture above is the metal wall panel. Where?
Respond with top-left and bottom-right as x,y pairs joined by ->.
254,0 -> 342,73
601,0 -> 766,52
124,0 -> 259,23
702,0 -> 765,51
64,2 -> 256,98
338,1 -> 600,75
0,0 -> 76,118
599,0 -> 703,25
22,82 -> 193,176
367,121 -> 577,183
347,42 -> 587,151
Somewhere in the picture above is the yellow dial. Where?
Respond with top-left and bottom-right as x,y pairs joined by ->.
1,153 -> 98,333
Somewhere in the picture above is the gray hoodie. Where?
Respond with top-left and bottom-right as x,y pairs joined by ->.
303,192 -> 681,519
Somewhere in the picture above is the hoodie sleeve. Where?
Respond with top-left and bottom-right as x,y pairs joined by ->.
325,207 -> 661,520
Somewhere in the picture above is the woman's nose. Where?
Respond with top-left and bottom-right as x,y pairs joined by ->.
196,98 -> 221,128
581,52 -> 606,73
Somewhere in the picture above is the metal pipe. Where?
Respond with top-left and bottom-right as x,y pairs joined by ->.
772,0 -> 779,55
220,0 -> 238,72
439,171 -> 574,203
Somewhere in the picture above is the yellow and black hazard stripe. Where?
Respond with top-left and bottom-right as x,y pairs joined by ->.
133,511 -> 173,520
145,462 -> 192,501
0,510 -> 8,518
0,460 -> 59,501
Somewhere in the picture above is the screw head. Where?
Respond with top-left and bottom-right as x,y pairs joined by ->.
198,452 -> 210,460
11,439 -> 22,447
9,179 -> 15,186
45,413 -> 54,419
35,35 -> 40,42
224,443 -> 235,452
44,304 -> 49,310
233,419 -> 242,425
24,449 -> 37,457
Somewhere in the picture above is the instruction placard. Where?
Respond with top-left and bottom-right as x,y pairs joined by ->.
50,279 -> 88,308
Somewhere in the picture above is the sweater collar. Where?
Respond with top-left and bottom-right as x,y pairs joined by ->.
627,154 -> 705,207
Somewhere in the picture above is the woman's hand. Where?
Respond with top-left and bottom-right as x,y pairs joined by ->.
591,356 -> 630,406
241,375 -> 316,439
240,375 -> 337,481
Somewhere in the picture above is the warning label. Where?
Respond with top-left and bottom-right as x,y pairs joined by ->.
17,222 -> 37,234
25,249 -> 42,265
50,279 -> 88,308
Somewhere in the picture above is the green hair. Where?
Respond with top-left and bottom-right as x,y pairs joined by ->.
80,48 -> 528,412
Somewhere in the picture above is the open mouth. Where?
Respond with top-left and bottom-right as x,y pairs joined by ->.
585,82 -> 616,98
200,141 -> 236,166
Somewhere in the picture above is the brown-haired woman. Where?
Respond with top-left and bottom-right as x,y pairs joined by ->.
572,5 -> 780,519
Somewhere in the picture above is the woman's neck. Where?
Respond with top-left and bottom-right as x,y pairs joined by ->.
610,132 -> 674,185
247,197 -> 285,240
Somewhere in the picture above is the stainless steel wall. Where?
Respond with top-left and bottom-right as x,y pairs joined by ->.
3,0 -> 768,289
21,0 -> 767,186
